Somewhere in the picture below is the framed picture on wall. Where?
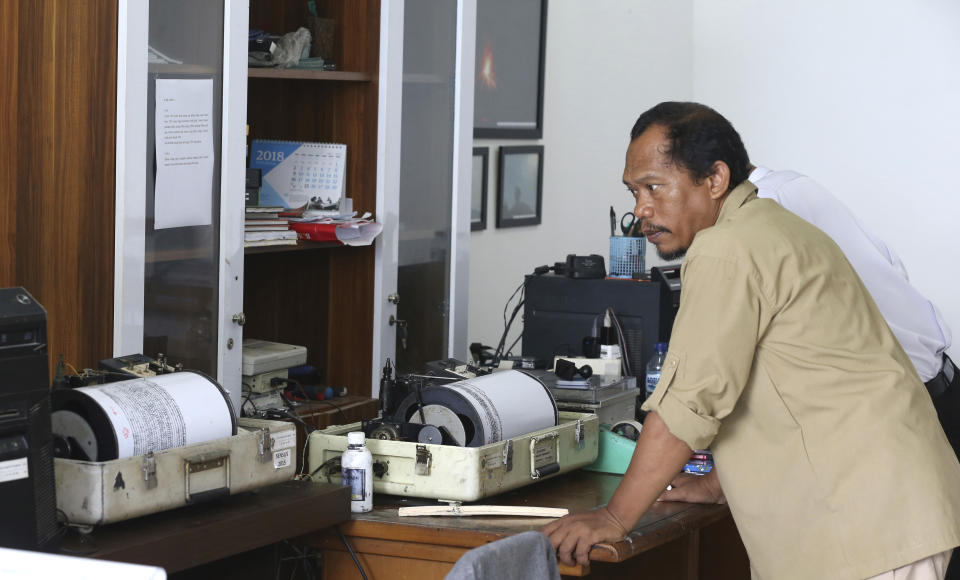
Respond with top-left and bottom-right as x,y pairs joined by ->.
471,147 -> 489,231
473,0 -> 547,139
497,145 -> 543,228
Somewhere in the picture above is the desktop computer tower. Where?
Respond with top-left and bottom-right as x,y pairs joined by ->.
0,287 -> 58,551
521,274 -> 677,377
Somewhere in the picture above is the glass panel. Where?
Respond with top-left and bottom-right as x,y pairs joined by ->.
143,0 -> 224,373
396,0 -> 458,373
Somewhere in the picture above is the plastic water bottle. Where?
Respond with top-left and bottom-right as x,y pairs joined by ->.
645,342 -> 669,401
341,431 -> 373,513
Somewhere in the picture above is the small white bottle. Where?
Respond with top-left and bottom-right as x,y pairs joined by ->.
341,431 -> 373,513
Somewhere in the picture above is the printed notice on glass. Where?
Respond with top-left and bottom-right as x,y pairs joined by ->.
154,78 -> 215,229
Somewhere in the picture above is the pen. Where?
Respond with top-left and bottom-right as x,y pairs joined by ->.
609,206 -> 616,237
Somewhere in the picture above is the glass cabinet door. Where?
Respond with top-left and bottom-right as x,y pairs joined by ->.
377,0 -> 474,375
114,1 -> 247,411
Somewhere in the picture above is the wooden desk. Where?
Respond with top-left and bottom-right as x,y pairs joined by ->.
60,480 -> 350,574
299,471 -> 749,579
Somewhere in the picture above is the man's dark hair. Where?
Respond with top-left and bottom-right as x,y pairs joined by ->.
630,102 -> 751,189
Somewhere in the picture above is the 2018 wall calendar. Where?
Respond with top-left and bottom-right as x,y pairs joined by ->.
249,139 -> 346,210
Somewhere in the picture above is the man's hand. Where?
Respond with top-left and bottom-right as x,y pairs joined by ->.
657,468 -> 726,504
541,412 -> 693,567
541,506 -> 628,567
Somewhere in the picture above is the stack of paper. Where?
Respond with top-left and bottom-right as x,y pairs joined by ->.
244,205 -> 296,248
288,211 -> 383,246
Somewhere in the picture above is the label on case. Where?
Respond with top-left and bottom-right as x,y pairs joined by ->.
273,448 -> 292,469
0,457 -> 28,483
271,430 -> 296,452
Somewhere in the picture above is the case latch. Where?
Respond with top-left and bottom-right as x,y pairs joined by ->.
258,428 -> 272,463
415,444 -> 432,475
502,439 -> 514,472
575,419 -> 585,450
142,452 -> 157,490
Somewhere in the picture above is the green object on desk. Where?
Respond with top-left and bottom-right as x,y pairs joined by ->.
583,424 -> 636,474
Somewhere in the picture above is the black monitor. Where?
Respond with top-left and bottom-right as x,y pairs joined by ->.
521,273 -> 677,377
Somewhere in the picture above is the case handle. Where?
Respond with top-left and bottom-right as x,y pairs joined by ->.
184,451 -> 231,504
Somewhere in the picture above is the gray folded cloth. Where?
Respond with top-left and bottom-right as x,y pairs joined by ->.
445,530 -> 561,580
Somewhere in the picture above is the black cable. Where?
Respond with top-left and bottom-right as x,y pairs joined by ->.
295,398 -> 349,425
505,330 -> 523,358
276,541 -> 319,580
495,294 -> 525,360
495,280 -> 527,359
414,380 -> 427,425
278,378 -> 349,424
337,525 -> 369,580
267,402 -> 316,436
283,376 -> 311,400
242,392 -> 259,417
56,509 -> 100,555
494,264 -> 557,362
310,455 -> 341,480
606,307 -> 632,376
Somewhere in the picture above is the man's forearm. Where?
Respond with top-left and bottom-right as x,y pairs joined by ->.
605,411 -> 693,529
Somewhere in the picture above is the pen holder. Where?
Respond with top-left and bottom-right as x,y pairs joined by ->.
609,236 -> 646,279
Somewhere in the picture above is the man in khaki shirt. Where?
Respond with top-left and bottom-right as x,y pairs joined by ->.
543,102 -> 960,579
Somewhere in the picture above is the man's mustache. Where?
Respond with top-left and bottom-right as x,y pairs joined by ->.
642,223 -> 671,236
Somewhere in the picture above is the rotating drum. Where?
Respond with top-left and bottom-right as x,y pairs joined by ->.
51,371 -> 237,461
399,370 -> 558,447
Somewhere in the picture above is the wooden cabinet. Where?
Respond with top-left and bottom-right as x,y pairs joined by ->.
0,0 -> 118,375
244,1 -> 382,397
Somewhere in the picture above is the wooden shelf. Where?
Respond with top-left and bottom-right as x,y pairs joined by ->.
244,241 -> 342,255
245,0 -> 381,398
248,68 -> 372,81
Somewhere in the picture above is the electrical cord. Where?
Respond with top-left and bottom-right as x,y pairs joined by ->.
276,377 -> 350,424
591,308 -> 633,377
56,509 -> 99,555
494,264 -> 559,361
337,525 -> 369,580
309,455 -> 341,481
308,399 -> 348,424
275,540 -> 320,580
606,307 -> 632,377
505,331 -> 523,358
241,387 -> 259,417
494,279 -> 527,361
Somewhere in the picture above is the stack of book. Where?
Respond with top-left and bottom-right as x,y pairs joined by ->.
244,205 -> 297,248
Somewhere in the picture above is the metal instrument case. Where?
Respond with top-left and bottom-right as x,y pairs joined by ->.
308,411 -> 599,502
55,418 -> 297,526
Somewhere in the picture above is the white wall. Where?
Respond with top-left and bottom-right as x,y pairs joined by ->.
692,0 -> 960,359
468,1 -> 694,352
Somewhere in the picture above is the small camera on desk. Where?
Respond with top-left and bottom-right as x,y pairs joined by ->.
560,254 -> 606,279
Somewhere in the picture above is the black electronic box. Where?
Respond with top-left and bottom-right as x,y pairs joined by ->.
521,272 -> 678,377
0,287 -> 58,551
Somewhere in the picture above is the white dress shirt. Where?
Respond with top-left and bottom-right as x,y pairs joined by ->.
750,166 -> 951,381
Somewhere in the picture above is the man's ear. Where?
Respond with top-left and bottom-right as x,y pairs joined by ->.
707,161 -> 731,199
